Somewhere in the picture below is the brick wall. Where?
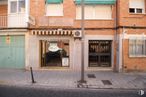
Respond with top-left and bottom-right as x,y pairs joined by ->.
118,0 -> 146,27
117,0 -> 146,72
0,5 -> 7,15
123,39 -> 146,72
30,0 -> 116,29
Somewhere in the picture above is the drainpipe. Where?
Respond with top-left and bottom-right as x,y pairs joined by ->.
114,0 -> 119,72
122,26 -> 126,72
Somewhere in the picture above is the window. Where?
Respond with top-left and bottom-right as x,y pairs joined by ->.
18,0 -> 25,13
9,0 -> 25,14
40,40 -> 70,67
129,0 -> 145,14
46,4 -> 63,16
10,1 -> 17,13
76,5 -> 112,20
129,38 -> 146,57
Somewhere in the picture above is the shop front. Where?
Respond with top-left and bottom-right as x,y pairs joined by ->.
27,30 -> 76,70
84,35 -> 114,70
88,40 -> 112,68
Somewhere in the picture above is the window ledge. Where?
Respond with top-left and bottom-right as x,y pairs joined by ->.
129,55 -> 146,58
8,12 -> 26,15
123,13 -> 146,18
75,19 -> 114,21
129,13 -> 146,15
45,15 -> 64,17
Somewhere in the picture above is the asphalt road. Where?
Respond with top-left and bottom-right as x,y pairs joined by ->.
0,85 -> 145,97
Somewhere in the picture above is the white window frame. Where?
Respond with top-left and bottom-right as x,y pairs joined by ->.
129,0 -> 145,14
8,0 -> 25,14
45,3 -> 63,16
76,5 -> 112,20
129,38 -> 146,57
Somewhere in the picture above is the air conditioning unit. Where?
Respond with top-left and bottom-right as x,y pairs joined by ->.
73,30 -> 82,38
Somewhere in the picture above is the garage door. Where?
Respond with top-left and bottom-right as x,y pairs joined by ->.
0,35 -> 25,69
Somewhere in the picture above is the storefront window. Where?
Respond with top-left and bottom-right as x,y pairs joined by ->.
40,40 -> 69,67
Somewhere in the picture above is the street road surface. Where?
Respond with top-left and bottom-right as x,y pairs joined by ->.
0,85 -> 145,97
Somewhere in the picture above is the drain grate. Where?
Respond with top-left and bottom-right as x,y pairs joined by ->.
102,80 -> 112,85
87,74 -> 96,78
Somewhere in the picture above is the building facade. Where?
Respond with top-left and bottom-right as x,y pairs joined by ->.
0,0 -> 146,72
0,0 -> 29,69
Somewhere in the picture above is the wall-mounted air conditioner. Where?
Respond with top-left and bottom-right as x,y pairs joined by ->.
73,30 -> 82,38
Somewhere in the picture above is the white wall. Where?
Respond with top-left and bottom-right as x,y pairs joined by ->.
8,14 -> 28,27
73,39 -> 82,71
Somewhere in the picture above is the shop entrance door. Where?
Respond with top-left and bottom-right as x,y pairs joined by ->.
89,40 -> 112,67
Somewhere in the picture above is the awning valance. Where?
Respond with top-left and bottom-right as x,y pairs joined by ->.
31,30 -> 73,36
46,0 -> 63,4
75,0 -> 116,5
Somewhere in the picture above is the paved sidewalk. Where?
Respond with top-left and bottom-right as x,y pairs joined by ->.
0,69 -> 146,89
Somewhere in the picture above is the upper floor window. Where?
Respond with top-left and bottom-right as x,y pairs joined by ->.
9,0 -> 25,14
129,0 -> 145,14
76,5 -> 112,20
45,0 -> 63,16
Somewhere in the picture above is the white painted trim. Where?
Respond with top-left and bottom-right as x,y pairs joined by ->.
25,32 -> 29,69
0,29 -> 28,32
25,0 -> 29,23
118,34 -> 123,72
0,32 -> 26,35
85,35 -> 114,40
123,33 -> 146,39
84,35 -> 114,70
86,67 -> 113,71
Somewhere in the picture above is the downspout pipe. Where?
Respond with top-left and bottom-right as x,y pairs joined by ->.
114,0 -> 119,72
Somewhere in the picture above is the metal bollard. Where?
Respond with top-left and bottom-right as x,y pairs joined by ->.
30,67 -> 36,83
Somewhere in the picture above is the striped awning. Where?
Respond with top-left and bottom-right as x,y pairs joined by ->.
46,0 -> 63,4
75,0 -> 116,5
31,30 -> 73,36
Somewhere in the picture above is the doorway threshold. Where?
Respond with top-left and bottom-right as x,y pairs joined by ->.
86,67 -> 113,71
40,67 -> 70,71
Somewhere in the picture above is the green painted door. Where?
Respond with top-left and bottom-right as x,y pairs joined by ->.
0,35 -> 25,69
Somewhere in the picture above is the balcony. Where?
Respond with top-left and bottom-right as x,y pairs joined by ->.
0,15 -> 7,28
0,14 -> 28,28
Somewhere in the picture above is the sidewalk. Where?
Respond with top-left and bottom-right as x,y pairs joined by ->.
0,69 -> 146,89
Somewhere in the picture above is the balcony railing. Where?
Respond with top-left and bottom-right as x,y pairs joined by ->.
0,14 -> 28,28
0,15 -> 7,28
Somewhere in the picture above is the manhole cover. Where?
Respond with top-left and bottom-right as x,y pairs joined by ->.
87,74 -> 96,78
102,80 -> 112,85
